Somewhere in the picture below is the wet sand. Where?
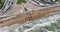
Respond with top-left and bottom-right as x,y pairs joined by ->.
0,6 -> 60,27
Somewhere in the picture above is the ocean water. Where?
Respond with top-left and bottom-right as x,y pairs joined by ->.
0,13 -> 60,32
